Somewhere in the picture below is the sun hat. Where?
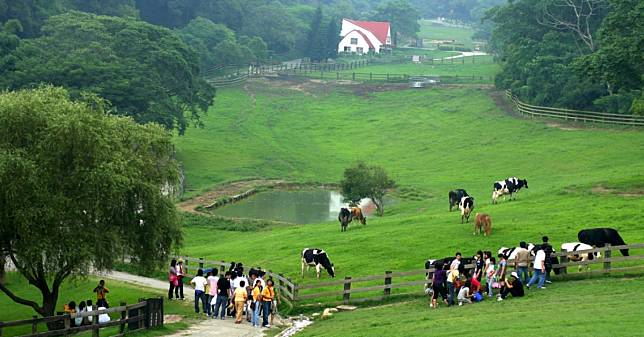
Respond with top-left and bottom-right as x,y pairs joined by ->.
511,272 -> 518,278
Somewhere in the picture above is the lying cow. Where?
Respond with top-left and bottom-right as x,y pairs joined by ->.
578,228 -> 629,256
474,213 -> 492,236
459,196 -> 474,223
338,207 -> 366,232
448,189 -> 468,212
301,248 -> 335,278
492,177 -> 528,204
561,242 -> 601,271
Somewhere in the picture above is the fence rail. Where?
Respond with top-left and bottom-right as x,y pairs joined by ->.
0,298 -> 163,337
506,90 -> 644,126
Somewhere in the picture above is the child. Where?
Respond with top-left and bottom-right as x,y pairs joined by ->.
457,281 -> 473,306
486,257 -> 496,297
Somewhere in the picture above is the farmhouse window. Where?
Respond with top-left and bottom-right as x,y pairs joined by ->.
344,46 -> 351,52
350,38 -> 358,45
356,47 -> 363,54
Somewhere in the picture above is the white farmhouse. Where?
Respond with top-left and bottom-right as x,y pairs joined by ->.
338,18 -> 392,54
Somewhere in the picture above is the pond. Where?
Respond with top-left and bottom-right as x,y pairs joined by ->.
212,189 -> 379,224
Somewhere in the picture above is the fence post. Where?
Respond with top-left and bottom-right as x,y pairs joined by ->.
337,72 -> 340,80
559,249 -> 568,276
352,73 -> 355,81
220,261 -> 226,273
370,72 -> 372,80
31,316 -> 37,334
119,302 -> 127,334
293,282 -> 299,302
198,258 -> 204,270
159,297 -> 164,327
386,73 -> 389,81
63,314 -> 71,337
383,271 -> 392,297
277,273 -> 285,300
604,244 -> 612,273
343,277 -> 352,304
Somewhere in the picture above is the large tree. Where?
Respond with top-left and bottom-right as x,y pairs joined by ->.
0,11 -> 214,134
0,86 -> 181,318
372,0 -> 420,45
340,162 -> 395,216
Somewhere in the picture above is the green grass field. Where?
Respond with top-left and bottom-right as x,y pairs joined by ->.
173,82 -> 644,284
0,273 -> 194,336
297,275 -> 644,337
418,20 -> 477,48
337,56 -> 498,78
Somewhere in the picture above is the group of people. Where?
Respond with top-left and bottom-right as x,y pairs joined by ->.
428,237 -> 556,308
169,260 -> 278,328
62,280 -> 111,325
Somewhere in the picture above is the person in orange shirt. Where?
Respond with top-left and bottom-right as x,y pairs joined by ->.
232,280 -> 248,324
251,279 -> 262,327
93,280 -> 109,308
260,279 -> 275,328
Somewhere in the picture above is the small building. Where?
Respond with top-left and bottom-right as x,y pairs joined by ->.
338,19 -> 392,54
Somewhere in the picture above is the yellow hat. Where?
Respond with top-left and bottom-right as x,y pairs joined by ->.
178,258 -> 184,263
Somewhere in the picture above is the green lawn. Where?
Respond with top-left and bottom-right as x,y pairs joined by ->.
0,273 -> 194,337
173,83 -> 644,287
336,56 -> 498,79
297,276 -> 644,337
418,20 -> 477,49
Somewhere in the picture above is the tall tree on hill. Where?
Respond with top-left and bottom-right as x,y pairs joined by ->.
373,0 -> 420,45
324,17 -> 341,60
0,86 -> 181,318
341,162 -> 396,216
306,5 -> 326,61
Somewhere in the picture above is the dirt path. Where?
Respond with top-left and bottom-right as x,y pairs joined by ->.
177,179 -> 285,213
99,271 -> 266,337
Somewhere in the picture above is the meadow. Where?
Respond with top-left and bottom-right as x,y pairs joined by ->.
417,20 -> 477,48
174,82 -> 644,283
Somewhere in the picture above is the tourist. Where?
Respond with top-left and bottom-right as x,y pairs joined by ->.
541,236 -> 554,284
457,281 -> 473,306
514,241 -> 531,284
497,253 -> 508,281
527,246 -> 547,289
430,262 -> 448,309
470,273 -> 482,295
261,279 -> 275,328
86,300 -> 94,324
190,268 -> 208,314
251,279 -> 262,327
176,259 -> 186,300
168,259 -> 178,300
97,305 -> 110,324
486,257 -> 496,297
447,253 -> 461,306
473,250 -> 484,281
498,272 -> 525,301
75,301 -> 87,326
64,301 -> 77,314
207,269 -> 219,317
93,280 -> 109,308
233,280 -> 248,324
214,272 -> 232,320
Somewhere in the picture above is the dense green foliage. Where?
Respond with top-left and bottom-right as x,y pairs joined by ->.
489,0 -> 642,114
0,87 -> 181,317
341,162 -> 395,215
372,0 -> 420,45
0,11 -> 213,134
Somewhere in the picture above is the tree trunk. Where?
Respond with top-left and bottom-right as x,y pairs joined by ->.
373,198 -> 384,216
0,257 -> 5,286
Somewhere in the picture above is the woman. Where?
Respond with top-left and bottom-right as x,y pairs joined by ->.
261,279 -> 275,328
233,280 -> 248,324
430,263 -> 448,309
251,279 -> 262,327
486,257 -> 496,297
190,268 -> 208,314
168,259 -> 178,300
75,301 -> 87,326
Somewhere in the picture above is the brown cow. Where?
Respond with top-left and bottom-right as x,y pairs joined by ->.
350,207 -> 367,225
474,213 -> 492,236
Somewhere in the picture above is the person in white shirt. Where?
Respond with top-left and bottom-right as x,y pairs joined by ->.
85,300 -> 94,324
190,269 -> 209,314
97,307 -> 110,324
526,246 -> 547,289
457,282 -> 473,306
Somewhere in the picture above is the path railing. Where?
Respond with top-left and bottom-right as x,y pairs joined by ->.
506,90 -> 644,126
0,298 -> 163,337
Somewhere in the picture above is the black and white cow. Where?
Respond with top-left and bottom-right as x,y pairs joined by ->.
578,228 -> 629,256
561,242 -> 601,271
459,196 -> 474,223
492,177 -> 528,204
498,243 -> 536,260
338,208 -> 352,232
301,248 -> 335,278
448,189 -> 468,212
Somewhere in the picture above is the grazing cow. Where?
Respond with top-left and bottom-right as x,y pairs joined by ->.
448,189 -> 468,212
561,242 -> 601,271
578,228 -> 629,256
301,248 -> 335,278
474,213 -> 492,236
492,177 -> 529,204
498,243 -> 536,260
338,207 -> 367,232
459,196 -> 474,223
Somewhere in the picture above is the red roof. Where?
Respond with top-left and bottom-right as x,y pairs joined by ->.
345,19 -> 390,45
346,29 -> 374,49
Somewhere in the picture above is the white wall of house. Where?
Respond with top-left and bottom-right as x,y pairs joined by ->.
338,19 -> 384,53
337,30 -> 378,54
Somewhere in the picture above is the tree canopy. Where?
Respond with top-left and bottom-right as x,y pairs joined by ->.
372,0 -> 420,45
0,11 -> 214,134
341,162 -> 395,216
0,86 -> 181,317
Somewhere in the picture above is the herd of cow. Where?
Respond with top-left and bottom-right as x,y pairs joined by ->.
298,176 -> 631,280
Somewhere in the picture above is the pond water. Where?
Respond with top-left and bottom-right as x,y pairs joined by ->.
212,189 -> 378,224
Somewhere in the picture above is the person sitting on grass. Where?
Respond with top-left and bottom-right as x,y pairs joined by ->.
498,272 -> 525,301
457,281 -> 473,306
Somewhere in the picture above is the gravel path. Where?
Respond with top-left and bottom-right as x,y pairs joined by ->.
99,271 -> 266,337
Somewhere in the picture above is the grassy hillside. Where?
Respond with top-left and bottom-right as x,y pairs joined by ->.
297,276 -> 644,337
418,20 -> 476,48
174,82 -> 644,285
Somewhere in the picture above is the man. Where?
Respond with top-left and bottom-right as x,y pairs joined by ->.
213,272 -> 232,320
514,241 -> 531,284
473,250 -> 484,281
526,246 -> 546,289
93,280 -> 109,308
261,279 -> 275,328
233,280 -> 248,324
447,252 -> 461,306
498,272 -> 525,301
541,236 -> 554,284
176,259 -> 185,300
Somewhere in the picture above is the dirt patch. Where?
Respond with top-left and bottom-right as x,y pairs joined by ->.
591,186 -> 644,197
545,122 -> 582,131
164,315 -> 183,324
350,83 -> 409,97
177,179 -> 285,213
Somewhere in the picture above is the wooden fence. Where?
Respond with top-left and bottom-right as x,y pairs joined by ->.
506,90 -> 644,126
0,298 -> 163,337
278,71 -> 494,84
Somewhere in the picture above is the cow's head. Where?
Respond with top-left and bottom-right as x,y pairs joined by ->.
521,179 -> 528,188
327,263 -> 335,277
